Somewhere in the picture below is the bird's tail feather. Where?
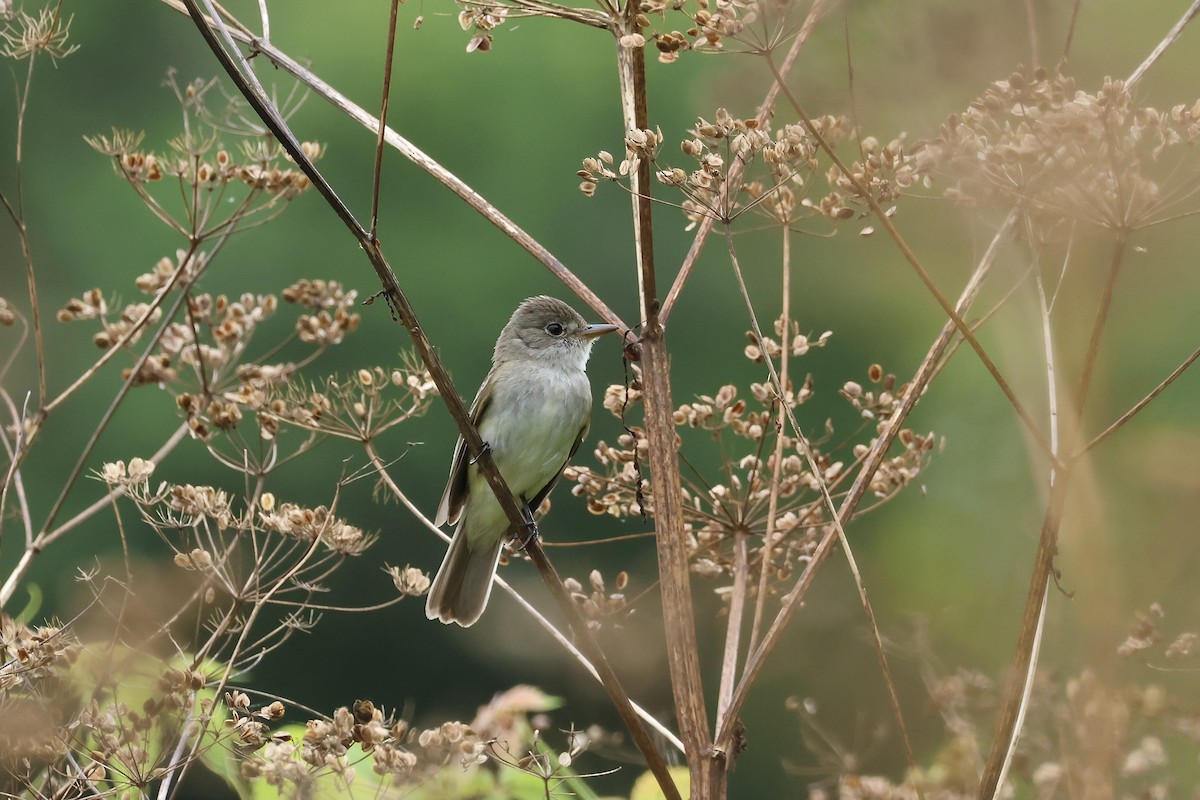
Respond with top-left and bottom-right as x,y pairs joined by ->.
425,527 -> 503,627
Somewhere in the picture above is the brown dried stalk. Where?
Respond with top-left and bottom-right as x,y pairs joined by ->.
614,11 -> 711,797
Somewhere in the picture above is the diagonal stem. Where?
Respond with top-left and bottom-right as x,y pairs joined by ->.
764,52 -> 1059,469
159,0 -> 626,332
659,0 -> 832,326
716,210 -> 1017,753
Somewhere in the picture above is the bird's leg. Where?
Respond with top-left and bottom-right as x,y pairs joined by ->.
511,498 -> 540,552
468,441 -> 492,465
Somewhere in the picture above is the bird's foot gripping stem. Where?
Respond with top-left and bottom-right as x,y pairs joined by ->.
511,502 -> 540,552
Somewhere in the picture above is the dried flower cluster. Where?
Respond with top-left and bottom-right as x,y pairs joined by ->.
796,611 -> 1200,799
100,458 -> 377,561
568,320 -> 938,598
564,569 -> 632,630
1,623 -> 576,800
453,0 -> 807,62
458,4 -> 508,52
920,67 -> 1200,231
236,356 -> 438,443
235,687 -> 588,796
0,616 -> 78,766
56,268 -> 435,456
82,73 -> 320,250
581,109 -> 927,232
0,4 -> 79,60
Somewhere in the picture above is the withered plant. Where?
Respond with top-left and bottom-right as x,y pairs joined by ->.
4,0 -> 1200,798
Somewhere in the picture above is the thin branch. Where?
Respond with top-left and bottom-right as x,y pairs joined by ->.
747,225 -> 791,655
158,0 -> 626,331
983,253 -> 1065,798
1126,0 -> 1200,88
369,0 -> 401,241
1081,343 -> 1200,454
1073,235 -> 1126,419
716,529 -> 748,724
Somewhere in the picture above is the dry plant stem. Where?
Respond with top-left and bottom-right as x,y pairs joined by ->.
0,391 -> 33,551
715,210 -> 1017,755
180,5 -> 677,795
616,24 -> 712,793
716,231 -> 917,774
1073,235 -> 1126,418
362,441 -> 686,754
978,480 -> 1070,800
763,53 -> 1059,468
1126,0 -> 1200,88
747,226 -> 792,654
980,234 -> 1125,798
0,423 -> 190,608
157,0 -> 625,332
984,269 -> 1062,795
1081,343 -> 1200,454
716,529 -> 748,724
369,0 -> 401,241
1023,0 -> 1041,68
659,0 -> 832,326
7,52 -> 49,406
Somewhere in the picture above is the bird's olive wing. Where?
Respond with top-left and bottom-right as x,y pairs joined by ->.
526,417 -> 589,513
434,374 -> 495,527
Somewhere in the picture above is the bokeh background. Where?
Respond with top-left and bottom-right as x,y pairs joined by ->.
2,0 -> 1199,796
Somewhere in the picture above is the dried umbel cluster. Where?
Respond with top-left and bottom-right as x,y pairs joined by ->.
236,688 -> 585,796
796,607 -> 1200,799
56,271 -> 437,452
86,127 -> 318,200
0,2 -> 79,60
564,569 -> 632,630
920,67 -> 1200,231
580,109 -> 927,231
82,73 -> 320,251
236,356 -> 438,443
567,321 -> 938,598
100,459 -> 377,560
453,0 -> 804,61
0,616 -> 79,766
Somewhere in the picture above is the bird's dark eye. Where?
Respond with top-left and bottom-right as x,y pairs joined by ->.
545,322 -> 565,336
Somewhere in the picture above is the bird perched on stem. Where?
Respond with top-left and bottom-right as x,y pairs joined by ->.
426,296 -> 618,626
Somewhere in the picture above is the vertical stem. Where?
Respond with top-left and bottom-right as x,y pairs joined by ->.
1074,235 -> 1126,418
369,0 -> 401,241
748,226 -> 791,654
615,25 -> 716,794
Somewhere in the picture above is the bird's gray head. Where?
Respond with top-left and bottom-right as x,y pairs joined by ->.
494,296 -> 618,366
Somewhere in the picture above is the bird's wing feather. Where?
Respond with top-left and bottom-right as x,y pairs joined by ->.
526,417 -> 589,512
435,373 -> 495,526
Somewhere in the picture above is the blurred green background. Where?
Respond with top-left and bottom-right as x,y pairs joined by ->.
2,0 -> 1199,796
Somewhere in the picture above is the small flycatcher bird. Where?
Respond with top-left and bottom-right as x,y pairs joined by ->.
425,296 -> 618,626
